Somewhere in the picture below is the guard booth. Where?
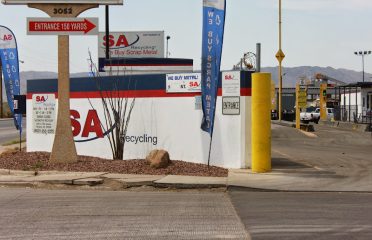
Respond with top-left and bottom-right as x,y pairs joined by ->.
27,71 -> 254,169
337,82 -> 372,124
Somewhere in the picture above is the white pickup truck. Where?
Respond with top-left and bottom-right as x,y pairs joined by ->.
300,107 -> 334,124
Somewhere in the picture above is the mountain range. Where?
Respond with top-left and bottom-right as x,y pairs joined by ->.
1,66 -> 371,99
262,66 -> 372,87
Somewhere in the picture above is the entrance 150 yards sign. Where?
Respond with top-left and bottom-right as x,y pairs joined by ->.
27,18 -> 98,35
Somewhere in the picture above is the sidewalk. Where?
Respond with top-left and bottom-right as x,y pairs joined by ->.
0,169 -> 228,190
1,166 -> 371,192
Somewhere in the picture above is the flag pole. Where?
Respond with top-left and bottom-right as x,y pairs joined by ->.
207,135 -> 212,167
19,129 -> 21,152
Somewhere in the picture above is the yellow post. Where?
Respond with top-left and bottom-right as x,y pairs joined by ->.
271,80 -> 276,111
252,73 -> 272,173
295,83 -> 300,129
320,83 -> 327,120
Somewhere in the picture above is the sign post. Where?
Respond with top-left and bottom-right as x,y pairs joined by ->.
320,83 -> 327,121
29,4 -> 99,163
296,83 -> 307,129
2,0 -> 123,163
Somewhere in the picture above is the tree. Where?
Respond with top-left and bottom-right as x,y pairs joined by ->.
87,51 -> 135,160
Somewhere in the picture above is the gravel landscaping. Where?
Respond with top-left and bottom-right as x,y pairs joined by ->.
0,149 -> 228,177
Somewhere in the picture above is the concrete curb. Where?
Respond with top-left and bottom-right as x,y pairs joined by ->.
154,175 -> 227,189
319,120 -> 370,132
272,120 -> 316,132
271,120 -> 294,128
0,169 -> 228,190
227,185 -> 372,193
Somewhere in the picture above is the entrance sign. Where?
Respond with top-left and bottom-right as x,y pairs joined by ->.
27,18 -> 98,35
166,73 -> 201,93
222,96 -> 240,115
222,71 -> 240,96
2,0 -> 122,4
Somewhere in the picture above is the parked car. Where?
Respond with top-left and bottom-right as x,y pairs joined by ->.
300,107 -> 319,124
300,107 -> 334,124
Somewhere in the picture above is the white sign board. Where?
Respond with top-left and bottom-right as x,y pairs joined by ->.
32,94 -> 56,135
98,31 -> 164,58
222,96 -> 240,115
27,18 -> 98,36
2,0 -> 122,5
222,71 -> 241,96
166,73 -> 201,93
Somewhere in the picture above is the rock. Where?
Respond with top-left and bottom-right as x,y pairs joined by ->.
145,150 -> 170,169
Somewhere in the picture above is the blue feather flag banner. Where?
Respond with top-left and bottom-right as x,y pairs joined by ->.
0,26 -> 22,133
201,0 -> 226,136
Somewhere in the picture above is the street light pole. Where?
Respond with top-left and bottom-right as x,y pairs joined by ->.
354,50 -> 371,82
166,35 -> 170,58
105,5 -> 110,60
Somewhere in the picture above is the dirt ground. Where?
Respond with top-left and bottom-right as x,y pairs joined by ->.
0,149 -> 228,177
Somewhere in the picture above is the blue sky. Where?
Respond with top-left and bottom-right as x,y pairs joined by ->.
1,0 -> 372,73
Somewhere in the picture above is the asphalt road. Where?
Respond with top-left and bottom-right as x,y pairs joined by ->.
2,188 -> 372,240
0,188 -> 250,240
229,190 -> 372,240
271,124 -> 372,184
0,118 -> 26,145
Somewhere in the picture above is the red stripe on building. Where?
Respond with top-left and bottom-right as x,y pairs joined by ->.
27,88 -> 251,99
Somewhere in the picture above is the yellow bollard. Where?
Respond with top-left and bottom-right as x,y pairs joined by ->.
251,73 -> 272,173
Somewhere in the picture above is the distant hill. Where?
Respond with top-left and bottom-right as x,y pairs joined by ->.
262,66 -> 372,87
1,66 -> 372,101
1,71 -> 88,101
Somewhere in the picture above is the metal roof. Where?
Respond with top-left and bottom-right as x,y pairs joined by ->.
340,82 -> 372,88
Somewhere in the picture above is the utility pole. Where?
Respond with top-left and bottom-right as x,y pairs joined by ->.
276,0 -> 285,121
105,5 -> 110,60
256,43 -> 261,72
